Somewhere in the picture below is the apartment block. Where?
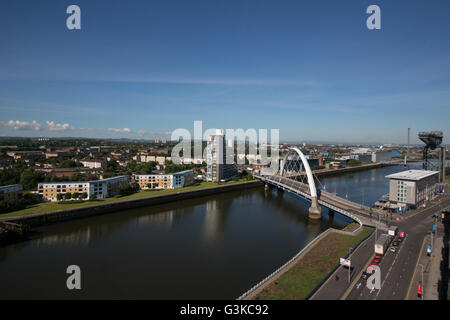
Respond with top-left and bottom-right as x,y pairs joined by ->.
135,170 -> 194,190
206,130 -> 237,182
38,175 -> 129,201
81,159 -> 107,169
0,184 -> 23,202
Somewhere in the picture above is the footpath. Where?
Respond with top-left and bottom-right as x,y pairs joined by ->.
407,228 -> 445,300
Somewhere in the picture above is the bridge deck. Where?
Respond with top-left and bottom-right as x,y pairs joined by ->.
257,175 -> 387,229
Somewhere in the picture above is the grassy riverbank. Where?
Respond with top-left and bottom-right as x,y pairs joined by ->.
0,177 -> 256,219
254,226 -> 372,300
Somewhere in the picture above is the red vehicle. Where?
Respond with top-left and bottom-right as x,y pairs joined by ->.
373,257 -> 381,264
399,232 -> 405,238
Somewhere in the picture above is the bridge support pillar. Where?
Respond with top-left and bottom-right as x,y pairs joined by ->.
308,197 -> 322,220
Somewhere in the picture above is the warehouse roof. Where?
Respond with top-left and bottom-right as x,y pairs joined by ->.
385,169 -> 439,181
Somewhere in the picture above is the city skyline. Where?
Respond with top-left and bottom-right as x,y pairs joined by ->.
1,1 -> 450,144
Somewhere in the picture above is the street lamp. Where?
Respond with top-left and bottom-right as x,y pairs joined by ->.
348,247 -> 353,283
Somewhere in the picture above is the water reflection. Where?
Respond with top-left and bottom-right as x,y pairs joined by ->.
136,210 -> 174,226
37,227 -> 91,247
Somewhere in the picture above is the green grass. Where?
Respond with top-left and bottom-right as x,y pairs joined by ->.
255,226 -> 372,300
341,222 -> 360,232
0,177 -> 255,218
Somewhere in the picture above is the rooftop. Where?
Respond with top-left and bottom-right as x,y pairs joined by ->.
385,169 -> 439,181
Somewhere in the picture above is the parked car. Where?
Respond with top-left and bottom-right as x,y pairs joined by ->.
389,246 -> 396,253
373,256 -> 381,264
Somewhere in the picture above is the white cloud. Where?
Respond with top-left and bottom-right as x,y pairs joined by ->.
46,121 -> 73,131
2,120 -> 42,131
108,127 -> 131,133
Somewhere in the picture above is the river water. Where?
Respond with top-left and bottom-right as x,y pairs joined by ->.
0,163 -> 423,299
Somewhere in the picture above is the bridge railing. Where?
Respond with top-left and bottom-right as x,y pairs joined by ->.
256,174 -> 368,229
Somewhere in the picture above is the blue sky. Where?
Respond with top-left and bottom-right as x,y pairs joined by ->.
0,0 -> 449,144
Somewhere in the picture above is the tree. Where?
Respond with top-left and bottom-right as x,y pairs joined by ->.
20,169 -> 44,190
347,159 -> 362,167
89,194 -> 97,201
105,160 -> 119,172
81,192 -> 88,200
57,193 -> 63,201
59,160 -> 78,168
64,192 -> 72,200
72,192 -> 80,199
71,172 -> 88,182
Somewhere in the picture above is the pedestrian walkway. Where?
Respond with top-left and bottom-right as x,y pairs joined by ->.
407,231 -> 444,300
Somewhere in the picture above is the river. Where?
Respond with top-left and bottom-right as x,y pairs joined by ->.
0,162 -> 423,299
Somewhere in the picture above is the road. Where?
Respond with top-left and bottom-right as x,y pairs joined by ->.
311,231 -> 376,300
346,195 -> 450,300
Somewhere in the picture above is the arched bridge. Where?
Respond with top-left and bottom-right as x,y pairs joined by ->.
255,147 -> 385,228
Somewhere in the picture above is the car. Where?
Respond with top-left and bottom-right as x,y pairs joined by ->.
361,271 -> 370,280
373,257 -> 381,264
366,265 -> 375,273
392,241 -> 399,246
375,254 -> 382,260
399,231 -> 405,238
389,246 -> 396,253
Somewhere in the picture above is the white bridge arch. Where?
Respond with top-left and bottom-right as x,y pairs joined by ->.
280,147 -> 318,198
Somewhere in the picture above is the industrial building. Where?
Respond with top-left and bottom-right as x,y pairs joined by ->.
134,170 -> 194,189
38,175 -> 129,201
206,130 -> 238,182
372,150 -> 392,162
0,184 -> 23,202
356,154 -> 372,163
385,169 -> 439,208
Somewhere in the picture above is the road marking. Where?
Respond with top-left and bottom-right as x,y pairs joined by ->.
356,283 -> 361,289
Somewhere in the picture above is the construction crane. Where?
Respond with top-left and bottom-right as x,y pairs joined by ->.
418,131 -> 443,171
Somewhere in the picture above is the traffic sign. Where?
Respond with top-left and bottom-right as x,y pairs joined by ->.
432,224 -> 436,231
